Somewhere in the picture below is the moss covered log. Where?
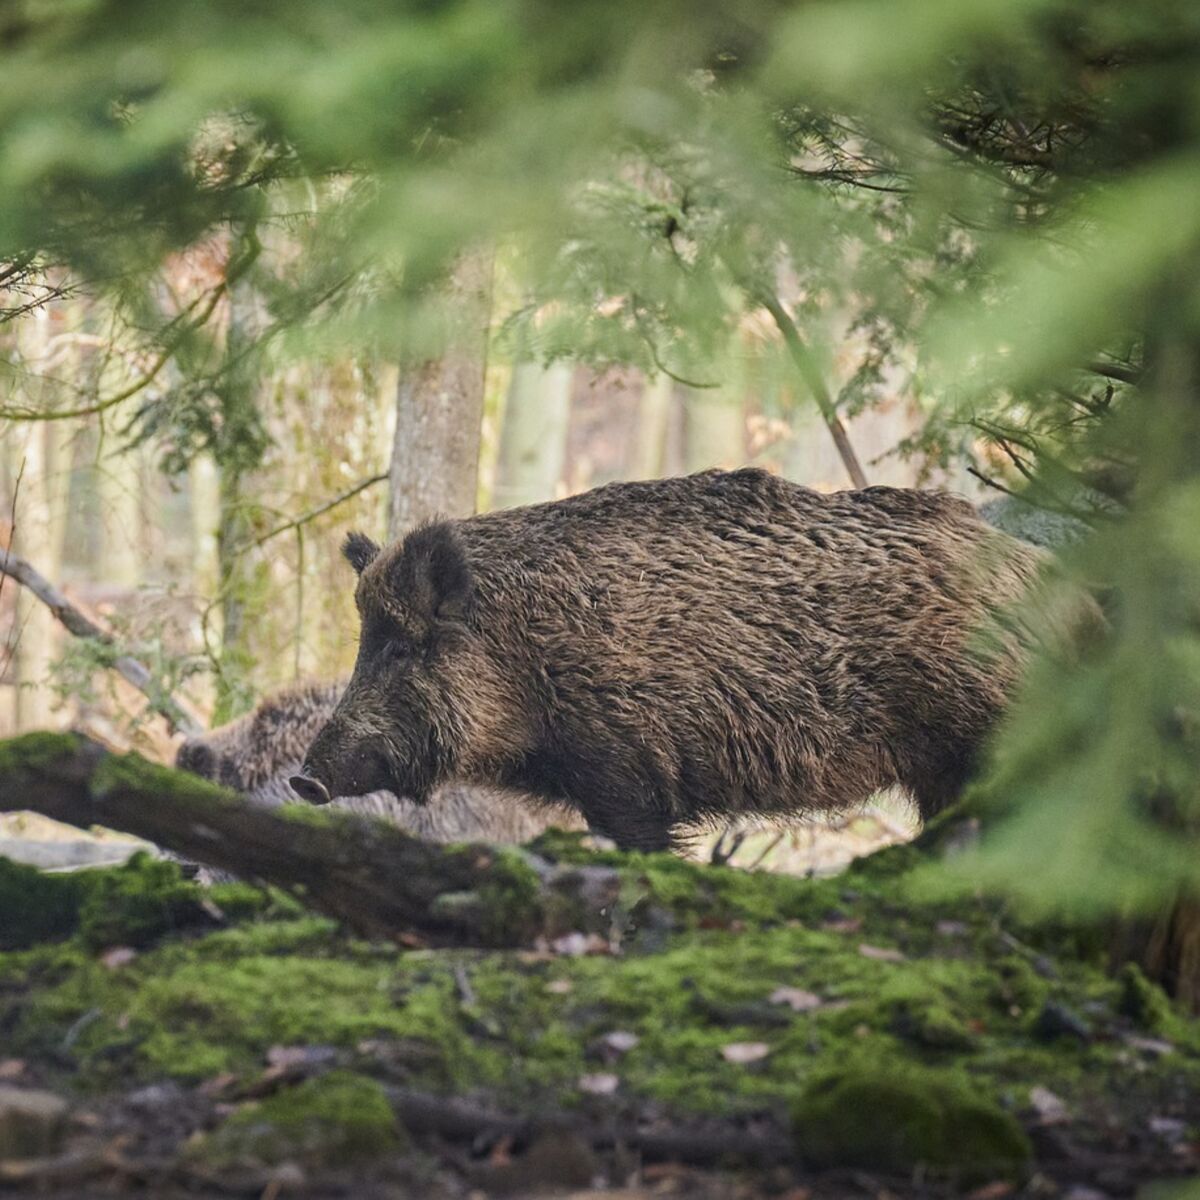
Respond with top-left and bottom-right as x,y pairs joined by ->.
0,732 -> 615,946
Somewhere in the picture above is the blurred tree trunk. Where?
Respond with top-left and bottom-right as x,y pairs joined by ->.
633,373 -> 672,480
388,253 -> 492,540
682,379 -> 745,472
212,264 -> 260,723
494,358 -> 572,508
96,447 -> 142,590
9,309 -> 72,730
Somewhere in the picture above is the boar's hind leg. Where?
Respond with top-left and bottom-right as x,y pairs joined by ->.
906,747 -> 976,821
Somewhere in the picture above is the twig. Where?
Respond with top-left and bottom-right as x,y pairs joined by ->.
745,831 -> 785,871
966,466 -> 1020,498
237,472 -> 388,554
0,548 -> 204,735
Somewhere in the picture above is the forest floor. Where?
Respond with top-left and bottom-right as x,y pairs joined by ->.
1,819 -> 1198,1199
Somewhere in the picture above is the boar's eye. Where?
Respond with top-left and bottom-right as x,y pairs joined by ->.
380,636 -> 413,664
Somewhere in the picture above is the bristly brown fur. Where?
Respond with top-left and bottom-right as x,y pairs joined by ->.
302,468 -> 1071,851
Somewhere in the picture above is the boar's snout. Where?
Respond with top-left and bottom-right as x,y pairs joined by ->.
289,774 -> 331,805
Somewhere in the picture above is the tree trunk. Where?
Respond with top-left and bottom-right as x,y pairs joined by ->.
9,309 -> 72,730
682,379 -> 746,472
211,266 -> 260,723
633,372 -> 673,480
388,253 -> 492,540
494,359 -> 572,508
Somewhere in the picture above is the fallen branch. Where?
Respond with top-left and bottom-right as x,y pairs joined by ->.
0,548 -> 204,736
0,732 -> 619,946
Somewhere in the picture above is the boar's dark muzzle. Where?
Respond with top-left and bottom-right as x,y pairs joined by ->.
289,774 -> 332,805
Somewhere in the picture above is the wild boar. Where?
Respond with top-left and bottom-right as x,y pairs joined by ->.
176,681 -> 577,844
294,468 -> 1067,851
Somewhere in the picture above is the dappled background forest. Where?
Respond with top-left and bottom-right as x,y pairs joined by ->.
2,2 -> 1200,1194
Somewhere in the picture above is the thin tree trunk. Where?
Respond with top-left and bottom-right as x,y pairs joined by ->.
633,372 -> 673,480
494,359 -> 572,508
682,379 -> 746,472
388,253 -> 492,540
10,309 -> 72,729
212,265 -> 259,722
756,291 -> 869,489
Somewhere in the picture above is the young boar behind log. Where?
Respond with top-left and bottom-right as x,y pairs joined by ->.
294,468 -> 1061,851
176,682 -> 573,844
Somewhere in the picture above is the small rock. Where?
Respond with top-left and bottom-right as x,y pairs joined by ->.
545,979 -> 573,995
936,920 -> 968,937
602,1031 -> 639,1054
1032,1000 -> 1091,1042
1148,1115 -> 1187,1144
1062,1187 -> 1110,1200
586,1031 -> 639,1064
551,932 -> 610,957
720,1042 -> 771,1064
268,1161 -> 306,1189
1028,1086 -> 1069,1125
265,1045 -> 338,1072
1032,956 -> 1059,980
769,987 -> 823,1012
0,1062 -> 25,1081
578,1073 -> 620,1095
127,1083 -> 185,1111
822,916 -> 863,934
99,946 -> 137,970
858,943 -> 905,963
1125,1035 -> 1174,1058
966,1183 -> 1014,1200
0,1086 -> 70,1160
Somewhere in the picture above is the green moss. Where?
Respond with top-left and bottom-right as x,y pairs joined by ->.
1116,963 -> 1174,1031
91,753 -> 237,808
0,852 -> 276,952
0,856 -> 90,950
274,802 -> 340,827
0,731 -> 82,776
199,1071 -> 402,1166
793,1061 -> 1032,1182
879,975 -> 978,1051
475,850 -> 544,944
3,818 -> 1199,1155
77,853 -> 218,949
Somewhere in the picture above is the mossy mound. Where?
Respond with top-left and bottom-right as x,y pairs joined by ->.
198,1071 -> 403,1167
0,852 -> 280,952
793,1061 -> 1031,1182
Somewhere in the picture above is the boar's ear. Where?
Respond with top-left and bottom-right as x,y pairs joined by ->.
396,522 -> 473,623
342,531 -> 381,575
